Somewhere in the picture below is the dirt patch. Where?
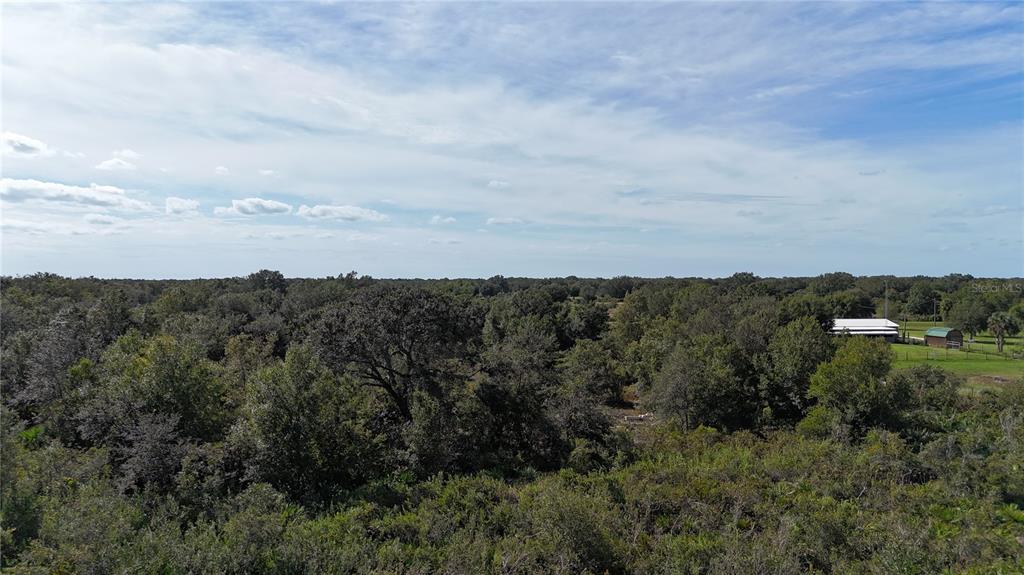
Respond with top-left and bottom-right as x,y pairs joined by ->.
964,375 -> 1019,394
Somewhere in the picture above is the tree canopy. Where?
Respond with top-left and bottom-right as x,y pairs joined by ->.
1,271 -> 1021,572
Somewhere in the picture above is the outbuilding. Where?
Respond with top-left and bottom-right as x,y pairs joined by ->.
924,327 -> 963,349
830,318 -> 900,342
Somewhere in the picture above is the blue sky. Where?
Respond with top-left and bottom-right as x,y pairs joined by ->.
2,2 -> 1022,279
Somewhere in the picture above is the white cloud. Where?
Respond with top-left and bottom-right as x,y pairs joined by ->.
2,131 -> 54,158
214,197 -> 292,216
84,213 -> 123,225
297,204 -> 389,222
258,169 -> 276,176
165,196 -> 200,215
486,217 -> 523,225
428,237 -> 462,244
430,215 -> 457,224
0,3 -> 1019,277
215,166 -> 230,175
95,157 -> 136,171
0,178 -> 152,211
113,148 -> 141,159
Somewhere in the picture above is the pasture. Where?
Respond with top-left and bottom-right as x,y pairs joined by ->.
890,342 -> 1023,393
899,320 -> 1023,356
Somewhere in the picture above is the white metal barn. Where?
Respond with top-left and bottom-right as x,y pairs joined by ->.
830,318 -> 899,342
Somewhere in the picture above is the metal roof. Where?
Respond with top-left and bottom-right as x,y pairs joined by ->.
830,318 -> 899,336
925,327 -> 958,337
832,318 -> 899,329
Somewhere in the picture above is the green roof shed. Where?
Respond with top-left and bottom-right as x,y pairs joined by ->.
924,327 -> 963,348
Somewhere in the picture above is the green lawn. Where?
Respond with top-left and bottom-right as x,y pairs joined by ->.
891,343 -> 1023,392
899,320 -> 1023,357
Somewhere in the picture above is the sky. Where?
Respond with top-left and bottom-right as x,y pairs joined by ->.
1,2 -> 1022,279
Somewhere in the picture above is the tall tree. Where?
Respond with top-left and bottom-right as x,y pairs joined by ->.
312,285 -> 483,421
807,336 -> 901,435
946,298 -> 991,339
987,311 -> 1018,353
550,339 -> 624,444
557,339 -> 625,406
905,283 -> 938,316
247,269 -> 287,293
649,335 -> 754,431
756,316 -> 834,423
235,346 -> 379,502
79,333 -> 229,445
13,307 -> 89,437
478,315 -> 565,470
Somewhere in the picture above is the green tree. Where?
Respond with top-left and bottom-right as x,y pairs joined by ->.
312,285 -> 483,421
550,340 -> 623,444
114,413 -> 185,494
886,365 -> 961,444
824,290 -> 874,319
564,299 -> 609,341
756,316 -> 834,423
905,283 -> 937,316
779,293 -> 833,327
1009,302 -> 1024,329
14,307 -> 90,441
478,315 -> 565,470
557,339 -> 626,405
403,387 -> 489,476
80,333 -> 229,447
808,272 -> 856,295
235,346 -> 380,502
806,337 -> 902,436
649,335 -> 754,430
247,269 -> 287,293
987,311 -> 1018,353
946,298 -> 991,339
85,289 -> 133,356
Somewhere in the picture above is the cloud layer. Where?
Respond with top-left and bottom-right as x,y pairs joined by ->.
2,131 -> 54,158
1,178 -> 152,211
95,157 -> 136,171
215,198 -> 293,216
297,204 -> 389,222
165,197 -> 200,215
1,2 -> 1020,278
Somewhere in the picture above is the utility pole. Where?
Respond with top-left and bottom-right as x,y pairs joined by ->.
883,280 -> 888,320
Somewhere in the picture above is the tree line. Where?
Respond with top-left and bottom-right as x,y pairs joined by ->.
1,270 -> 1021,572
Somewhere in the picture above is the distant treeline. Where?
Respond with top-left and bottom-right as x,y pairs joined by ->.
1,271 -> 1021,572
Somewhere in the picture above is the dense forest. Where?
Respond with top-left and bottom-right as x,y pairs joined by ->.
1,271 -> 1022,573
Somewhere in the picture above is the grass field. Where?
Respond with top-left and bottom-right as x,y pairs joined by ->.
891,342 -> 1023,393
899,320 -> 1023,357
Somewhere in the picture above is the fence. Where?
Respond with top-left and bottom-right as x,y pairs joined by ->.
899,348 -> 1022,362
898,335 -> 1021,361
